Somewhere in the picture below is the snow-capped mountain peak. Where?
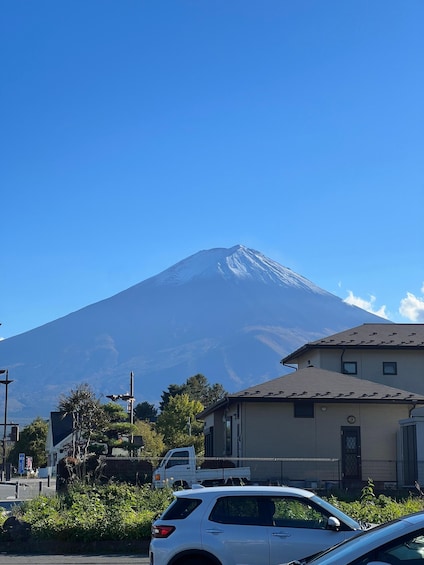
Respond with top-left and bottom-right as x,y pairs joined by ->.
154,245 -> 325,293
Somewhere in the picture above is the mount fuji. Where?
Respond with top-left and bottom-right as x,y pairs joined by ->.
0,245 -> 385,423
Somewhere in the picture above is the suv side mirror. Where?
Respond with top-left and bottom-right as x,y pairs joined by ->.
327,516 -> 341,530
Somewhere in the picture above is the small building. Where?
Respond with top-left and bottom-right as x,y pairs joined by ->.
45,411 -> 73,476
199,367 -> 424,489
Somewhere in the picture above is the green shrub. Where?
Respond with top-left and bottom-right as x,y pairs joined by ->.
325,479 -> 424,526
14,480 -> 424,542
15,481 -> 174,542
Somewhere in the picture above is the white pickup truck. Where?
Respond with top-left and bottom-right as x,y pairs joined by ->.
152,446 -> 251,489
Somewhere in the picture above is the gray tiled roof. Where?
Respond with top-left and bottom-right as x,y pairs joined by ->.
228,366 -> 424,403
282,323 -> 424,364
50,411 -> 73,446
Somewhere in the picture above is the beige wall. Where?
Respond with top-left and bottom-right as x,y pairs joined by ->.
207,401 -> 410,484
241,401 -> 407,458
294,349 -> 424,394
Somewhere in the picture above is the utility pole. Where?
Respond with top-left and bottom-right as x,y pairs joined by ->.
0,369 -> 12,482
129,371 -> 134,451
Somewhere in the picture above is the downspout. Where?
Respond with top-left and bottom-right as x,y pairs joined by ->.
340,348 -> 346,372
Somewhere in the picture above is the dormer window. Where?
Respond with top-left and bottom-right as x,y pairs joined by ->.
383,362 -> 397,375
342,361 -> 357,375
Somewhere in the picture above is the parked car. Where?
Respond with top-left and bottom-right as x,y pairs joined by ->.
149,485 -> 365,565
282,510 -> 424,565
0,500 -> 23,516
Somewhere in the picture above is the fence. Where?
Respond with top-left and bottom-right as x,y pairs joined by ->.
145,455 -> 422,491
8,458 -> 423,495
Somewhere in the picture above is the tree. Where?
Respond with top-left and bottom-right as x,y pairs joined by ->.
134,401 -> 158,422
58,383 -> 107,463
160,374 -> 226,411
133,419 -> 165,460
156,393 -> 204,452
94,402 -> 136,456
8,417 -> 48,469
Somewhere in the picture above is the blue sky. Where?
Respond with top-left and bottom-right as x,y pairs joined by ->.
1,1 -> 423,340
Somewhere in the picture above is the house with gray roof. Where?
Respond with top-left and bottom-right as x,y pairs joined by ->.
282,323 -> 424,394
199,361 -> 424,489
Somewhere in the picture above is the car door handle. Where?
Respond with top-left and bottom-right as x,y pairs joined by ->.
205,528 -> 225,535
272,531 -> 291,538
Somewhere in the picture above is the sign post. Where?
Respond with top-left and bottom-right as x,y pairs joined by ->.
18,453 -> 25,475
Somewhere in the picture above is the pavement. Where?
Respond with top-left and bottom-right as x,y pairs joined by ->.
0,478 -> 56,504
0,555 -> 150,564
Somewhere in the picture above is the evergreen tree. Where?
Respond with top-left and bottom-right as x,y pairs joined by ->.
134,401 -> 158,422
95,402 -> 136,456
160,374 -> 226,411
8,416 -> 48,469
58,383 -> 107,462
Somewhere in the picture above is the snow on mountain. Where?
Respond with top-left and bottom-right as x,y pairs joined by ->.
0,245 -> 385,424
154,245 -> 327,292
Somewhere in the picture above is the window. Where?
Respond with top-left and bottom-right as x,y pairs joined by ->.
162,497 -> 202,520
166,450 -> 189,468
204,427 -> 214,457
225,416 -> 232,455
273,497 -> 329,529
383,362 -> 397,375
294,401 -> 314,418
351,529 -> 424,565
209,496 -> 332,529
210,496 -> 276,526
342,361 -> 357,375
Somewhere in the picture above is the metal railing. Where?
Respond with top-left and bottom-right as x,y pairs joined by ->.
143,455 -> 423,491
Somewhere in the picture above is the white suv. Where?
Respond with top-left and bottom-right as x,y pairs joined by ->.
149,485 -> 364,565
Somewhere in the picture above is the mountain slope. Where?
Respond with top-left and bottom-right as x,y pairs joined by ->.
0,245 -> 385,422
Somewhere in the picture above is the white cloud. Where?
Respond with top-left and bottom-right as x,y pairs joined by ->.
344,291 -> 389,319
399,285 -> 424,322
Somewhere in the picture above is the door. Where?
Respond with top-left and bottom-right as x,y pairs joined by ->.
341,427 -> 361,486
402,424 -> 417,486
204,495 -> 270,565
164,449 -> 192,484
268,496 -> 357,564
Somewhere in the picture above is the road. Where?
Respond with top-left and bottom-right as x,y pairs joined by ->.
0,478 -> 56,503
0,554 -> 150,564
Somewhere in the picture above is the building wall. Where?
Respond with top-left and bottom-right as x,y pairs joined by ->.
294,349 -> 424,394
224,401 -> 411,485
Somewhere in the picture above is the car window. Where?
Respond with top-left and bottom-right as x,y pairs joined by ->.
209,495 -> 332,529
161,497 -> 201,520
351,529 -> 424,565
209,496 -> 276,526
273,497 -> 330,529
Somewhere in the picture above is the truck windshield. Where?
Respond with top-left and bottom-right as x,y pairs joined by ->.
165,450 -> 190,468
